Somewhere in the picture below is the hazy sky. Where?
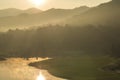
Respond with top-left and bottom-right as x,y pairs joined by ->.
0,0 -> 111,10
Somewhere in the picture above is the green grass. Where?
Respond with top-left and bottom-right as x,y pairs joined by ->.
29,52 -> 120,80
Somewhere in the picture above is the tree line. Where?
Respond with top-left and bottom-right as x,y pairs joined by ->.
0,24 -> 120,58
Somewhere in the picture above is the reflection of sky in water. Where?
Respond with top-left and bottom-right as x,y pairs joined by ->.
0,58 -> 66,80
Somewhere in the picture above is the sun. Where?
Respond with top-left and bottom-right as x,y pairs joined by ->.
29,0 -> 46,7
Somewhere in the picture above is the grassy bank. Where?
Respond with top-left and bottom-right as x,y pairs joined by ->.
29,52 -> 120,80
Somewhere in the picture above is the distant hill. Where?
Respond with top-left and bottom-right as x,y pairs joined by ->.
24,8 -> 42,14
67,0 -> 120,26
0,8 -> 22,17
0,6 -> 89,29
0,0 -> 119,31
0,0 -> 120,28
0,8 -> 42,17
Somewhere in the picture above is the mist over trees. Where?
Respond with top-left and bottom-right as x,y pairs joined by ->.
0,24 -> 120,58
0,0 -> 120,58
0,1 -> 120,80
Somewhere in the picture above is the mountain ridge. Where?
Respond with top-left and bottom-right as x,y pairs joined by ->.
0,8 -> 42,17
66,0 -> 120,26
0,6 -> 89,28
0,0 -> 119,30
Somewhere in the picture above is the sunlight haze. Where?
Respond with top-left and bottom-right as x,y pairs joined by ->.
0,0 -> 111,10
0,0 -> 120,80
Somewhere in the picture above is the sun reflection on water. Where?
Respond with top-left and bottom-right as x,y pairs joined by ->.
0,58 -> 66,80
37,71 -> 46,80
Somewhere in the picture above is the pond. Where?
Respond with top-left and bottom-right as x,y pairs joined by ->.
0,58 -> 67,80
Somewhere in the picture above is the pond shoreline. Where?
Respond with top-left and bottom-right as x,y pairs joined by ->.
0,57 -> 66,80
0,57 -> 6,61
